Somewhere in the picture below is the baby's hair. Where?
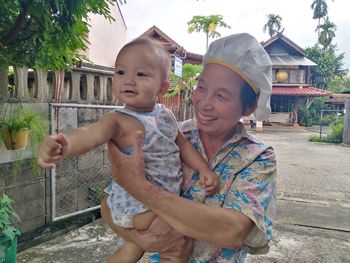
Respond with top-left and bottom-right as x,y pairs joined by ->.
117,37 -> 171,81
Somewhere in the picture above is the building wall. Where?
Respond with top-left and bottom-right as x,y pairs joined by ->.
85,3 -> 127,67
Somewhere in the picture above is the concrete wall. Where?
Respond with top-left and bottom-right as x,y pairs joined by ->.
0,103 -> 49,233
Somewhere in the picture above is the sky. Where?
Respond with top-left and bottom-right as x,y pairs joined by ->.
119,0 -> 350,70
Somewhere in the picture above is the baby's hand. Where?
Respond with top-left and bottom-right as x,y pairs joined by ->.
199,169 -> 219,195
38,133 -> 70,169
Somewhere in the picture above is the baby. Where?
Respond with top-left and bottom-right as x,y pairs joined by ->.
38,37 -> 219,262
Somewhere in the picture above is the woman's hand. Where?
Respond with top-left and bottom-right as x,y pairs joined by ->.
106,133 -> 192,256
133,216 -> 192,255
107,131 -> 147,193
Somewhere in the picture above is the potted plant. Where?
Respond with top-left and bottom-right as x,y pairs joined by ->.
0,194 -> 20,263
0,105 -> 47,176
0,108 -> 37,150
0,82 -> 47,151
0,83 -> 46,151
0,106 -> 46,151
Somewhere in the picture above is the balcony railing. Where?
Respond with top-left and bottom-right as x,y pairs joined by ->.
0,66 -> 115,104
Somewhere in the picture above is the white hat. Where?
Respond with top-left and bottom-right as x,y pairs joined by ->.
203,33 -> 272,121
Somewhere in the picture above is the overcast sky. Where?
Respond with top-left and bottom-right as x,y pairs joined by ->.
119,0 -> 350,69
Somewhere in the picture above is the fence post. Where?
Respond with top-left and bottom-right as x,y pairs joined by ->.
0,68 -> 8,98
343,100 -> 350,146
14,66 -> 29,98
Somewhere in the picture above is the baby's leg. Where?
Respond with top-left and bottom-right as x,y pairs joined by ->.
107,241 -> 144,263
133,210 -> 157,230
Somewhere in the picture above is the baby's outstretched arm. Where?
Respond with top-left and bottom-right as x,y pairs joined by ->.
38,112 -> 121,169
176,131 -> 219,194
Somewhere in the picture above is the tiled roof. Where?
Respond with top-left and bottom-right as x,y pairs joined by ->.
140,25 -> 183,51
327,93 -> 350,103
272,87 -> 329,96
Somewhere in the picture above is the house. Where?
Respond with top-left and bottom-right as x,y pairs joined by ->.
325,92 -> 350,112
261,34 -> 329,125
79,3 -> 127,68
140,25 -> 203,65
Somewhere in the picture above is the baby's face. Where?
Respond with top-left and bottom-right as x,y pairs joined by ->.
112,44 -> 165,112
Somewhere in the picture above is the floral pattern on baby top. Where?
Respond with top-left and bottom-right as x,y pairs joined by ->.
106,104 -> 183,227
141,119 -> 277,263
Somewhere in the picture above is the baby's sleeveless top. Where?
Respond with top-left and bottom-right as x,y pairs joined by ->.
106,104 -> 183,227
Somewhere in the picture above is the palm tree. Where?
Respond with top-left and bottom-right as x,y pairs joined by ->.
317,17 -> 336,49
187,15 -> 231,51
263,14 -> 283,37
311,0 -> 329,38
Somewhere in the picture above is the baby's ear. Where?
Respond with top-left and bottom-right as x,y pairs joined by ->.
159,80 -> 170,95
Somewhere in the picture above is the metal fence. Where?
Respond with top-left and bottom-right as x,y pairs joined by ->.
49,103 -> 121,221
49,102 -> 192,221
318,109 -> 345,140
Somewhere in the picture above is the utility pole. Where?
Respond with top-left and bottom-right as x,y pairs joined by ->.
344,100 -> 350,146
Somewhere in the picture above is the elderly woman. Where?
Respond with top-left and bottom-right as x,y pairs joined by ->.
101,33 -> 277,262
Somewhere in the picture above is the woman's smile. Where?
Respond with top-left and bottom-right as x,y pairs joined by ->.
197,112 -> 218,123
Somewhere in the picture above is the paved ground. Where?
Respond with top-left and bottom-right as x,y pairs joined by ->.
17,126 -> 350,263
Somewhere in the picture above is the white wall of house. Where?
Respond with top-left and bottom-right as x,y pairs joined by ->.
84,3 -> 127,68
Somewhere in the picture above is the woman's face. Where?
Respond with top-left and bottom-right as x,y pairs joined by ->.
192,63 -> 245,138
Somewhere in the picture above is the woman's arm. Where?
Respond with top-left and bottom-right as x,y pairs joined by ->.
101,196 -> 190,254
108,132 -> 254,249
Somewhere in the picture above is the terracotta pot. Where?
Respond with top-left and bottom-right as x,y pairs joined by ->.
1,128 -> 30,150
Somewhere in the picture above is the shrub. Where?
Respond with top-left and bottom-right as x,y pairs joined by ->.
309,121 -> 344,143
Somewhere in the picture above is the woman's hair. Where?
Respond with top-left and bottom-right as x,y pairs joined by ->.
240,80 -> 259,114
116,37 -> 171,81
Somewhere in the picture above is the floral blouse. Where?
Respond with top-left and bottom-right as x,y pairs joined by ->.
142,120 -> 277,263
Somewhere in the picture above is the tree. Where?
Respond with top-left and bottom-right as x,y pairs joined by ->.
0,0 -> 121,70
187,15 -> 231,51
316,16 -> 336,49
263,14 -> 283,38
305,44 -> 346,89
167,63 -> 202,120
327,75 -> 350,93
168,63 -> 202,97
311,0 -> 329,38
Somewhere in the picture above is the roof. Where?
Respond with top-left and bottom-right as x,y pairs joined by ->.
184,52 -> 203,65
140,25 -> 185,55
139,25 -> 203,64
327,93 -> 350,104
272,87 -> 330,97
270,55 -> 316,66
262,33 -> 306,56
262,33 -> 317,67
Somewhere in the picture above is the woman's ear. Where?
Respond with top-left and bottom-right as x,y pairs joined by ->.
158,80 -> 170,96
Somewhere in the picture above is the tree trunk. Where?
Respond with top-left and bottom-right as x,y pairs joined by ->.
206,32 -> 209,51
343,100 -> 350,145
